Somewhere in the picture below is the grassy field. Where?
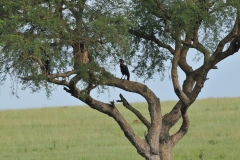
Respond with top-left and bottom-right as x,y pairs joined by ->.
0,97 -> 240,160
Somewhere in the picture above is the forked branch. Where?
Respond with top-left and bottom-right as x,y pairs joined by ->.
117,94 -> 150,128
79,95 -> 150,158
104,77 -> 162,155
171,48 -> 190,106
214,16 -> 238,54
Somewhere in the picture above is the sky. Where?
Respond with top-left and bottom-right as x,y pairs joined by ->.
1,50 -> 240,110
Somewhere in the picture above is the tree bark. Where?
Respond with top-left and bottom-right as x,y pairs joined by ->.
159,144 -> 173,160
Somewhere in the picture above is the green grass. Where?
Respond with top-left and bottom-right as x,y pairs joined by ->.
0,97 -> 240,160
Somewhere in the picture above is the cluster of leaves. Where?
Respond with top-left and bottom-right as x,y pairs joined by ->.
127,0 -> 239,79
0,0 -> 239,94
0,0 -> 132,94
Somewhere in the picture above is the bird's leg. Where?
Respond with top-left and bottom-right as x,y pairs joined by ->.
120,75 -> 124,79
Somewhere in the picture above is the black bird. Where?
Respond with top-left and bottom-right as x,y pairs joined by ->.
44,59 -> 51,75
119,59 -> 130,80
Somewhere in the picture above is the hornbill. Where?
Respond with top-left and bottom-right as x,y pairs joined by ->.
118,59 -> 130,80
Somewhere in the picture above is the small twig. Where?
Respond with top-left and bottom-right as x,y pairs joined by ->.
110,99 -> 115,107
63,87 -> 71,93
212,66 -> 218,69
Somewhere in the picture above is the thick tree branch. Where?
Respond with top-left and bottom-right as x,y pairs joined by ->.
214,16 -> 238,54
49,79 -> 69,86
60,75 -> 151,158
81,95 -> 150,158
212,36 -> 240,65
104,77 -> 162,156
118,94 -> 150,129
189,67 -> 209,102
211,15 -> 240,63
162,101 -> 182,131
63,74 -> 82,97
181,40 -> 211,63
171,47 -> 190,106
171,112 -> 190,146
179,35 -> 194,74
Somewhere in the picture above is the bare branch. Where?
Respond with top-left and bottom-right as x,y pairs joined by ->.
214,16 -> 238,54
65,74 -> 82,97
162,101 -> 182,130
104,77 -> 162,155
171,48 -> 190,106
181,39 -> 212,64
212,36 -> 240,65
171,112 -> 190,146
179,46 -> 194,74
82,95 -> 149,158
118,94 -> 150,128
61,78 -> 150,157
189,68 -> 209,101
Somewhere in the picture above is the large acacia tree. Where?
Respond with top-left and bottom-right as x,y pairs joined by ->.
1,0 -> 240,160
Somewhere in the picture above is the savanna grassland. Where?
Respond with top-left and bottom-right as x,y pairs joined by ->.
0,97 -> 240,160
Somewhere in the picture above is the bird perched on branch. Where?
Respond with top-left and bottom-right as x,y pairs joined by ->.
118,59 -> 130,80
44,59 -> 51,75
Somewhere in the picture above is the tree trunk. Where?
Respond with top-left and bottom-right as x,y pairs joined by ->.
144,145 -> 173,160
159,143 -> 173,160
147,155 -> 160,160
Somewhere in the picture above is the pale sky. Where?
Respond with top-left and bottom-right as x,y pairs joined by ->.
1,50 -> 240,110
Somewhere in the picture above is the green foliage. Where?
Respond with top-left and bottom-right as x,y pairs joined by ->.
1,0 -> 240,93
129,0 -> 173,79
0,0 -> 132,94
0,0 -> 240,96
128,0 -> 240,79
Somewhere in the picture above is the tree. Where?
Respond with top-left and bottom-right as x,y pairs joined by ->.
0,0 -> 240,160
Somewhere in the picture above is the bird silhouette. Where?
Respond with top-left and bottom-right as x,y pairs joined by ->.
44,60 -> 51,75
119,59 -> 130,80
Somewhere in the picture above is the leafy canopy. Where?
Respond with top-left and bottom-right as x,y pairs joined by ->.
0,0 -> 239,94
0,0 -> 132,95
